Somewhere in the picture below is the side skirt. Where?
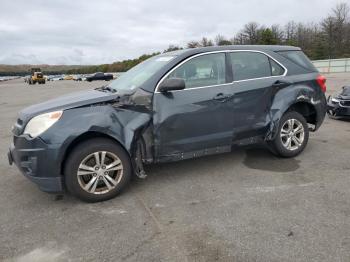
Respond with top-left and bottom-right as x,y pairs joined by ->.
155,145 -> 232,163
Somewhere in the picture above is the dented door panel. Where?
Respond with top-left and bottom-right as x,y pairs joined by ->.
153,85 -> 235,158
229,77 -> 281,142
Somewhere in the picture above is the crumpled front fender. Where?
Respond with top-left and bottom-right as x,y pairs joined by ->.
40,105 -> 152,165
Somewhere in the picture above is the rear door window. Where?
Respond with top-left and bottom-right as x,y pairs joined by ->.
230,52 -> 285,80
230,52 -> 271,81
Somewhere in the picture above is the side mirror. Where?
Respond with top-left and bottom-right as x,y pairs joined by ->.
158,78 -> 185,92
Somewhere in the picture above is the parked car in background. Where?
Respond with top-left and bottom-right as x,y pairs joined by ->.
49,75 -> 64,81
64,75 -> 74,80
327,86 -> 350,118
73,75 -> 83,81
86,72 -> 113,82
8,45 -> 327,202
47,75 -> 56,81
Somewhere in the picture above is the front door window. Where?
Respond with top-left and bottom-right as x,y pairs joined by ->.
166,53 -> 226,89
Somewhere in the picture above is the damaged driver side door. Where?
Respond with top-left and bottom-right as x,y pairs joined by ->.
152,52 -> 235,161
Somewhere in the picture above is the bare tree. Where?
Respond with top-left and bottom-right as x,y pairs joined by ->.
187,41 -> 201,48
322,16 -> 337,58
285,21 -> 297,43
332,3 -> 349,57
243,22 -> 260,44
215,34 -> 232,45
163,45 -> 182,53
271,24 -> 284,44
200,37 -> 214,47
233,30 -> 248,44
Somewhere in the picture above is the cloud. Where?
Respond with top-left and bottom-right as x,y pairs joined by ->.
0,0 -> 340,65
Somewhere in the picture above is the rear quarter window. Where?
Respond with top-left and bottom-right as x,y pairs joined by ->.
277,51 -> 317,72
270,59 -> 285,76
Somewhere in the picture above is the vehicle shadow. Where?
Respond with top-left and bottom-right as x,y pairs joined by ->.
137,146 -> 300,185
56,147 -> 302,203
327,115 -> 350,122
243,148 -> 300,172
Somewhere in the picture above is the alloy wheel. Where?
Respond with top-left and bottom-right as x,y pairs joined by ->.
77,151 -> 123,194
280,118 -> 305,151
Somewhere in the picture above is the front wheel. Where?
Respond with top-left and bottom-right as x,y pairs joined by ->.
64,138 -> 132,202
269,111 -> 309,158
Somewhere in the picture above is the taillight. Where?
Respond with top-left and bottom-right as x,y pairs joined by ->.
316,75 -> 327,93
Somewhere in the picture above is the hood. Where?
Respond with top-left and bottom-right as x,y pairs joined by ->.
339,86 -> 350,99
19,90 -> 119,123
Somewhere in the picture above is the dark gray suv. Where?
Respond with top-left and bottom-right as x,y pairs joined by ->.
8,45 -> 327,202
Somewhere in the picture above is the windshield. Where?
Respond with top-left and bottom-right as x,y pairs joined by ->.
108,55 -> 175,91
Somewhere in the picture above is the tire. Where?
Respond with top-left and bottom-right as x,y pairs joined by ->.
327,109 -> 337,118
269,111 -> 309,158
64,138 -> 132,202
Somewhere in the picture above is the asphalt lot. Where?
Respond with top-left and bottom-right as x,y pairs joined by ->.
0,75 -> 350,262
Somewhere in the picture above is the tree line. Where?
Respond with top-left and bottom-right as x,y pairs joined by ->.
76,2 -> 349,74
168,2 -> 350,59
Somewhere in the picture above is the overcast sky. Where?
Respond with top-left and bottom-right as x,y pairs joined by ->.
0,0 -> 341,65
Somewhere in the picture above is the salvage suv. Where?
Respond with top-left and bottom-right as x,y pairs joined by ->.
8,45 -> 327,202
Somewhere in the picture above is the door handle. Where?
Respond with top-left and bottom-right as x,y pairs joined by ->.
272,80 -> 292,88
213,93 -> 232,102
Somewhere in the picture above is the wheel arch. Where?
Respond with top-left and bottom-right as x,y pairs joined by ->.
60,131 -> 130,177
266,100 -> 318,141
286,101 -> 317,125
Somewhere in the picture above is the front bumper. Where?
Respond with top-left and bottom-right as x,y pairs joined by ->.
327,99 -> 350,117
8,136 -> 64,193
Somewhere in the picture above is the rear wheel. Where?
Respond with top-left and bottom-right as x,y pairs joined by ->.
64,138 -> 132,202
269,111 -> 309,158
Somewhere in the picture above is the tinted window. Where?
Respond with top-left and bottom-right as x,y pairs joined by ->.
230,52 -> 271,81
167,53 -> 226,89
277,51 -> 316,71
270,59 -> 285,76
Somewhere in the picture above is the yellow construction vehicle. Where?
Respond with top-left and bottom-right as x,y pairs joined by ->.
28,68 -> 45,84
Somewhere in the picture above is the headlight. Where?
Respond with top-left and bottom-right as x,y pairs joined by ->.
331,97 -> 340,103
24,111 -> 63,138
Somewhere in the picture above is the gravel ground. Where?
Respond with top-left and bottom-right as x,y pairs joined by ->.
0,74 -> 349,262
